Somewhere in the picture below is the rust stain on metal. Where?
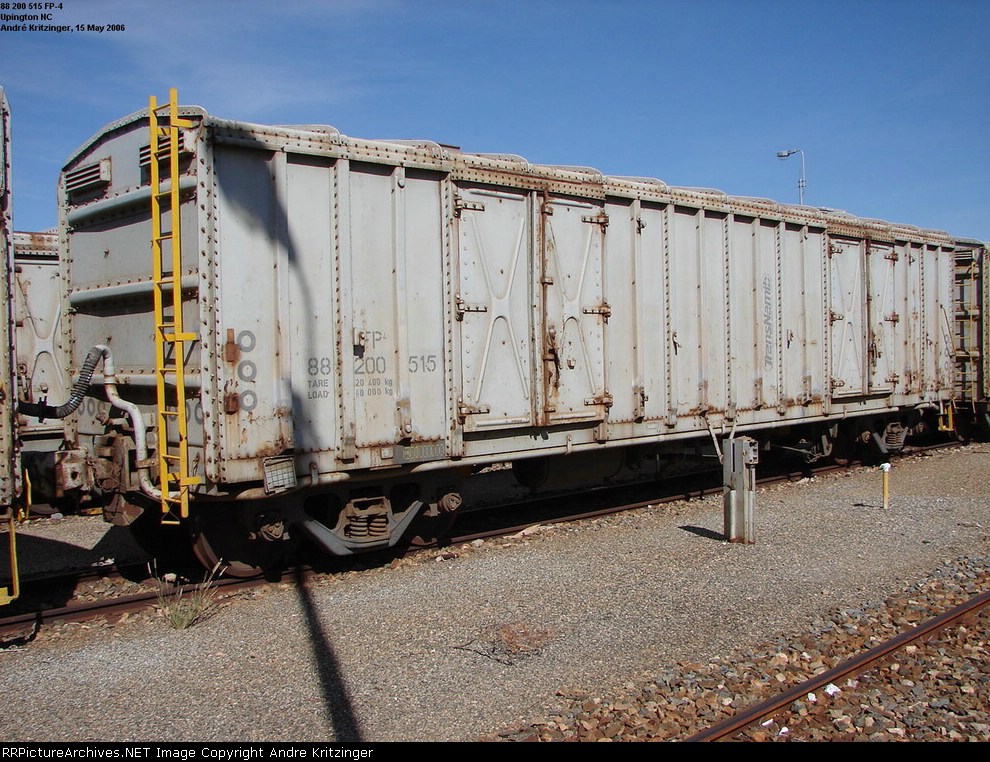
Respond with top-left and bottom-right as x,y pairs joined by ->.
224,328 -> 239,363
13,231 -> 58,255
254,440 -> 290,458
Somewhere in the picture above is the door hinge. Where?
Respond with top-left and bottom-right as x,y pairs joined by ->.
455,294 -> 488,320
585,392 -> 613,408
453,196 -> 485,217
582,212 -> 609,227
457,400 -> 490,420
583,302 -> 611,320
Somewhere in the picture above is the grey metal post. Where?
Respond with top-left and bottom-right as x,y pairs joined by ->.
776,148 -> 806,205
723,436 -> 758,544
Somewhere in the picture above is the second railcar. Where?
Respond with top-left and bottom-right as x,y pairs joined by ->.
1,87 -> 22,603
0,89 -> 17,511
42,96 -> 982,574
12,230 -> 72,507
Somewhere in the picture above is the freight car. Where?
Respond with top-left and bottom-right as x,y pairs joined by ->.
1,87 -> 22,603
11,91 -> 990,577
11,230 -> 71,508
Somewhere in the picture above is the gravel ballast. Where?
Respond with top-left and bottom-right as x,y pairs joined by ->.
0,443 -> 988,742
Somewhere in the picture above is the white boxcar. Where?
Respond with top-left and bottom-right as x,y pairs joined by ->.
952,243 -> 989,424
0,88 -> 18,511
54,103 -> 969,570
12,231 -> 65,447
11,230 -> 74,508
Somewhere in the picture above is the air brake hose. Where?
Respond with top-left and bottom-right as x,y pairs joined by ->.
15,344 -> 163,501
17,345 -> 107,421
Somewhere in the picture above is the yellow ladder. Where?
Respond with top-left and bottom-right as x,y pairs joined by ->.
149,89 -> 201,523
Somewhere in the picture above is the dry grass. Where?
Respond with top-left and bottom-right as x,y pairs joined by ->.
155,561 -> 224,629
495,621 -> 555,655
454,620 -> 555,664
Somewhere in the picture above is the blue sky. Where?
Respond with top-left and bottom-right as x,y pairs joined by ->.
2,0 -> 988,240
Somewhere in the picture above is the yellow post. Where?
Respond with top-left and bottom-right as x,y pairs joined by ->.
881,462 -> 891,510
1,469 -> 31,605
0,511 -> 18,606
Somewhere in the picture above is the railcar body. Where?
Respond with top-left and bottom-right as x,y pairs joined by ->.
1,87 -> 22,604
0,89 -> 16,510
11,230 -> 74,508
41,99 -> 986,574
952,244 -> 989,428
13,231 -> 63,424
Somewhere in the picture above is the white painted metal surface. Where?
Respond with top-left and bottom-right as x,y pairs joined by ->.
56,105 -> 970,501
985,247 -> 990,403
0,88 -> 17,506
12,231 -> 64,447
456,186 -> 535,431
829,237 -> 867,396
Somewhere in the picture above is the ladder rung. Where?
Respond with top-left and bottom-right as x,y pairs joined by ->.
154,112 -> 190,124
161,482 -> 202,493
165,332 -> 198,342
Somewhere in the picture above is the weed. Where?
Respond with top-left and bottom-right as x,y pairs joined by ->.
454,620 -> 555,664
494,621 -> 554,655
155,561 -> 225,629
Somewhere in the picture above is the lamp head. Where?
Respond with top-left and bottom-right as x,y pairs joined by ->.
777,150 -> 795,158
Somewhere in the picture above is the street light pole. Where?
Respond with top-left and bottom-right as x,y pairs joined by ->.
776,148 -> 806,205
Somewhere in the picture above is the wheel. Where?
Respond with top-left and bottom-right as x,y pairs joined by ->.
407,492 -> 462,548
831,444 -> 854,467
828,433 -> 857,467
953,413 -> 973,444
407,510 -> 459,548
190,504 -> 290,579
126,499 -> 198,572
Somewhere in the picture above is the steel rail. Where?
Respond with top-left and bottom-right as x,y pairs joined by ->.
0,574 -> 262,642
0,441 -> 965,641
684,588 -> 990,742
447,459 -> 874,545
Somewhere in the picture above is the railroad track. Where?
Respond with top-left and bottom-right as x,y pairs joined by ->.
0,441 -> 962,643
685,587 -> 990,741
1,439 -> 984,743
450,439 -> 958,544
